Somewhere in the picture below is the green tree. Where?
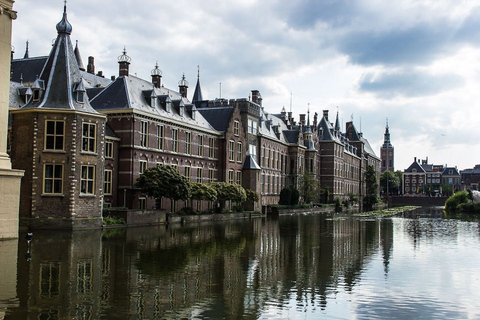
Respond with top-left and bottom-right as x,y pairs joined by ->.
191,182 -> 217,202
363,164 -> 379,210
209,182 -> 247,211
279,188 -> 291,205
135,165 -> 191,207
299,172 -> 318,203
245,189 -> 259,202
380,170 -> 400,195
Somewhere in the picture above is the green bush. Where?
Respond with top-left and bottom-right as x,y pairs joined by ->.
445,191 -> 469,212
103,216 -> 125,225
177,207 -> 196,216
279,188 -> 291,205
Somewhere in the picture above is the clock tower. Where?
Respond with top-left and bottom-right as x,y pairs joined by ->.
380,119 -> 394,172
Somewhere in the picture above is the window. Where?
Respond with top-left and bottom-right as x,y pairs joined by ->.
139,160 -> 147,174
33,89 -> 40,101
228,170 -> 234,184
249,144 -> 257,161
229,140 -> 235,161
234,120 -> 239,136
209,168 -> 215,182
139,198 -> 146,210
237,142 -> 243,162
172,129 -> 178,152
208,137 -> 214,158
40,262 -> 60,297
104,170 -> 112,195
140,121 -> 148,148
248,119 -> 257,134
185,166 -> 191,181
45,120 -> 65,151
185,132 -> 192,154
105,141 -> 113,158
77,260 -> 93,294
198,135 -> 204,156
157,125 -> 164,150
82,123 -> 96,152
77,91 -> 85,103
44,164 -> 63,194
81,165 -> 95,195
236,171 -> 242,185
197,168 -> 203,183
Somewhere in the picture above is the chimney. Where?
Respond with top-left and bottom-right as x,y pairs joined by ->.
96,71 -> 104,78
313,112 -> 318,129
118,47 -> 131,77
323,110 -> 329,122
251,90 -> 262,106
178,73 -> 189,98
151,62 -> 162,88
299,114 -> 306,126
414,157 -> 417,163
111,75 -> 116,81
87,56 -> 95,74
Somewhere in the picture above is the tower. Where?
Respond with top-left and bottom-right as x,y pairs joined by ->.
380,118 -> 394,172
10,4 -> 106,229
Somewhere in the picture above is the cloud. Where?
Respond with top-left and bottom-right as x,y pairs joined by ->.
358,69 -> 464,98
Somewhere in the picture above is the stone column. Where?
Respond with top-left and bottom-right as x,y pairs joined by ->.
0,0 -> 23,239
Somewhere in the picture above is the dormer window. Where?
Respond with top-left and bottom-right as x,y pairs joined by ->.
166,101 -> 172,113
25,87 -> 33,104
74,81 -> 86,104
33,89 -> 40,102
150,89 -> 157,108
179,105 -> 184,117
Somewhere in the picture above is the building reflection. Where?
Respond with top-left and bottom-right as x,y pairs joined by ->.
4,216 -> 394,319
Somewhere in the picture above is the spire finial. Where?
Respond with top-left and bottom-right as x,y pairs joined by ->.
386,117 -> 389,128
23,40 -> 29,59
118,46 -> 131,63
197,65 -> 200,79
56,1 -> 72,34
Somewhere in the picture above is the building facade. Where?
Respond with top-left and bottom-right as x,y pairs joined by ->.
8,6 -> 382,229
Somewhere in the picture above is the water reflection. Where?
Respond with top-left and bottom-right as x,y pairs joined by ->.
2,208 -> 480,319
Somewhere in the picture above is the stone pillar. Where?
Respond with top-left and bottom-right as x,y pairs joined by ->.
0,0 -> 23,239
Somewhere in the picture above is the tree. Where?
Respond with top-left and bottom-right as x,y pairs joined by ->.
191,182 -> 217,202
135,165 -> 191,206
363,164 -> 379,210
245,189 -> 259,202
299,172 -> 318,203
380,170 -> 400,195
209,182 -> 247,211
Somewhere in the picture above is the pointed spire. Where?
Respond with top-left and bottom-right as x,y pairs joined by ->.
23,40 -> 29,59
74,40 -> 85,71
21,4 -> 98,114
56,1 -> 72,35
335,108 -> 340,131
192,65 -> 203,102
383,117 -> 392,147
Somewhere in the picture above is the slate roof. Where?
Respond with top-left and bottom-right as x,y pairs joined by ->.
258,110 -> 289,144
10,56 -> 48,84
283,130 -> 299,144
91,75 -> 217,132
197,106 -> 234,133
18,9 -> 99,115
442,167 -> 460,176
405,160 -> 426,173
242,154 -> 261,170
105,123 -> 118,139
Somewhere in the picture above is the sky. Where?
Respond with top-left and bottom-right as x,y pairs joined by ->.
10,0 -> 480,171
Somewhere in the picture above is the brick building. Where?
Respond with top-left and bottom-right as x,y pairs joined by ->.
8,5 -> 382,229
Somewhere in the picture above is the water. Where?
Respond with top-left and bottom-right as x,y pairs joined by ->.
1,208 -> 480,319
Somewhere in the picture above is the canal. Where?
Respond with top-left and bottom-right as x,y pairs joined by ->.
1,207 -> 480,319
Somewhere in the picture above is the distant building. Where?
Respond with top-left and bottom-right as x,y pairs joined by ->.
460,165 -> 480,190
403,157 -> 460,196
380,119 -> 394,173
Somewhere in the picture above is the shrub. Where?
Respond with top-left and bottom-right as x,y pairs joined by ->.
445,191 -> 469,213
177,207 -> 196,216
103,216 -> 125,225
279,188 -> 291,205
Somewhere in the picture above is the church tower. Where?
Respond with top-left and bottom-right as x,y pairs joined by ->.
380,119 -> 394,172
